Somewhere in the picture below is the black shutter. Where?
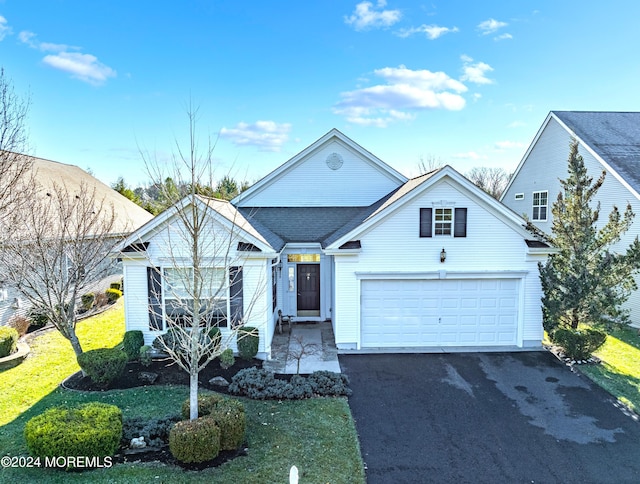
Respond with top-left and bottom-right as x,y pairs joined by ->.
420,208 -> 432,237
454,208 -> 467,237
147,266 -> 163,330
229,266 -> 243,328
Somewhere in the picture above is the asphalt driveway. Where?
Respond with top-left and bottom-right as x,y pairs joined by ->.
339,352 -> 640,484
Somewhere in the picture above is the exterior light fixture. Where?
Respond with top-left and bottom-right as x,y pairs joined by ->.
440,248 -> 446,263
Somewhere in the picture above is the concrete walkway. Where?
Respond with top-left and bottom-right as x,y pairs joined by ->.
263,322 -> 341,374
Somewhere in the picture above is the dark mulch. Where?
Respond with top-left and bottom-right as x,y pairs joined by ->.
63,356 -> 262,395
63,357 -> 262,469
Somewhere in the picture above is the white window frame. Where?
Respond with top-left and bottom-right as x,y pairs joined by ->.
434,208 -> 454,236
163,267 -> 229,328
532,191 -> 548,221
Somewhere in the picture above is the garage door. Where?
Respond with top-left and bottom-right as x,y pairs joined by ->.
361,279 -> 519,347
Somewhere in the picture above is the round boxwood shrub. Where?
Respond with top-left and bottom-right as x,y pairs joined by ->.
0,326 -> 19,357
24,402 -> 122,466
27,307 -> 49,330
77,347 -> 127,386
181,393 -> 226,420
169,417 -> 221,463
80,292 -> 95,312
105,288 -> 122,303
237,326 -> 259,360
122,330 -> 145,361
139,345 -> 153,367
552,327 -> 607,360
207,399 -> 246,451
219,348 -> 235,369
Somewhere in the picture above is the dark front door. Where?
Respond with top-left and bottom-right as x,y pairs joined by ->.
297,264 -> 320,316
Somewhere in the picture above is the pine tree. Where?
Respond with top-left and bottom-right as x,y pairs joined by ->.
530,140 -> 640,332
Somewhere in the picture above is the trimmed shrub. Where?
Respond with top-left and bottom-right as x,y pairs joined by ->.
208,327 -> 222,351
0,326 -> 19,357
27,307 -> 49,330
110,281 -> 122,291
77,348 -> 127,386
139,345 -> 153,367
237,326 -> 259,360
80,292 -> 95,311
219,348 -> 235,369
229,367 -> 351,400
552,328 -> 607,360
105,288 -> 122,303
181,394 -> 226,420
207,399 -> 245,451
8,315 -> 30,337
169,417 -> 221,463
24,402 -> 122,467
122,330 -> 145,361
152,327 -> 182,353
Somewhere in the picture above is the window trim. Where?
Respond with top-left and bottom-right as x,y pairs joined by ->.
420,207 -> 467,238
532,190 -> 548,222
434,208 -> 453,236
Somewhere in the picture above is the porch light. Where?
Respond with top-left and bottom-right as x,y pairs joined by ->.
440,248 -> 446,263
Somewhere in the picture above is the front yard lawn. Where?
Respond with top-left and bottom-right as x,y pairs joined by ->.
0,302 -> 364,483
579,326 -> 640,413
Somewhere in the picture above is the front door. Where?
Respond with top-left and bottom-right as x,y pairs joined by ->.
297,264 -> 320,317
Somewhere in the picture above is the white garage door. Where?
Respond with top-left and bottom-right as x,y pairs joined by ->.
361,279 -> 519,347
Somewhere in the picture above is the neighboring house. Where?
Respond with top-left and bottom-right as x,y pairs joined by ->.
501,111 -> 640,327
118,129 -> 552,358
0,155 -> 154,324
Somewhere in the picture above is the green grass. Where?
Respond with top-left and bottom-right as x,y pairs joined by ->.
0,302 -> 365,483
580,326 -> 640,413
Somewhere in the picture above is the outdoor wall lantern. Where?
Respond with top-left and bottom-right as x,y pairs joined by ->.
440,248 -> 446,263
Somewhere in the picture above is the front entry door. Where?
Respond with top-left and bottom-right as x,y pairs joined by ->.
297,264 -> 320,317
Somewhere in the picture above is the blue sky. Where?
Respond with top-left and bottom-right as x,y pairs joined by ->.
1,1 -> 639,187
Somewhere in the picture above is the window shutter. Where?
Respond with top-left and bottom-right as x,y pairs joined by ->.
420,208 -> 432,237
229,266 -> 243,327
147,267 -> 163,330
454,208 -> 467,238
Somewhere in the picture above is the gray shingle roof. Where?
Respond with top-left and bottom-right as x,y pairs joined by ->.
553,111 -> 640,194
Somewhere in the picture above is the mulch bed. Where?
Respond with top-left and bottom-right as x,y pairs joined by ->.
62,357 -> 262,469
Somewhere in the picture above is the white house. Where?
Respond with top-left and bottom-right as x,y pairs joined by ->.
118,129 -> 552,359
501,111 -> 640,327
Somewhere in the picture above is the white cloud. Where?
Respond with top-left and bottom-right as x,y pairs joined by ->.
453,151 -> 488,160
478,18 -> 508,35
43,52 -> 116,86
19,30 -> 75,52
494,33 -> 513,41
345,0 -> 401,31
460,55 -> 494,84
0,16 -> 11,41
396,24 -> 459,40
495,140 -> 525,150
220,121 -> 291,152
334,65 -> 467,127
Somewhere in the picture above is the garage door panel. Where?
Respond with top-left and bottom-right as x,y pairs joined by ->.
361,279 -> 519,347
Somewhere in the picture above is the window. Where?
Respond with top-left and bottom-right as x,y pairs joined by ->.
420,208 -> 467,238
163,267 -> 229,327
532,191 -> 548,221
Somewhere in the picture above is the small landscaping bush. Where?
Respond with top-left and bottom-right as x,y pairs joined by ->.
180,394 -> 245,451
24,402 -> 122,467
94,292 -> 109,307
229,368 -> 351,400
81,292 -> 95,311
139,345 -> 153,367
153,327 -> 182,354
8,315 -> 30,337
110,281 -> 122,291
237,326 -> 259,360
122,330 -> 145,361
552,327 -> 607,360
208,327 -> 222,351
27,307 -> 49,330
77,347 -> 127,386
105,288 -> 122,303
219,348 -> 235,369
0,326 -> 19,357
122,414 -> 180,448
169,416 -> 221,463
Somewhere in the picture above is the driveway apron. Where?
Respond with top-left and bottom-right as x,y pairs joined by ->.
340,352 -> 640,484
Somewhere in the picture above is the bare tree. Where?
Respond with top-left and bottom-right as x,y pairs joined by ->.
139,105 -> 265,420
287,334 -> 319,375
0,68 -> 34,228
465,167 -> 510,199
417,154 -> 444,174
0,181 -> 122,357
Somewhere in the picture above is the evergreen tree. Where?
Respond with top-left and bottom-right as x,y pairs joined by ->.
529,140 -> 640,332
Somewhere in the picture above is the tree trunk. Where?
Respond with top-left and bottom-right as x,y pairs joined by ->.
571,308 -> 579,329
189,370 -> 199,420
68,330 -> 84,358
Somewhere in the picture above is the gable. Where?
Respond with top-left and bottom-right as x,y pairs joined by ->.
233,130 -> 407,207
